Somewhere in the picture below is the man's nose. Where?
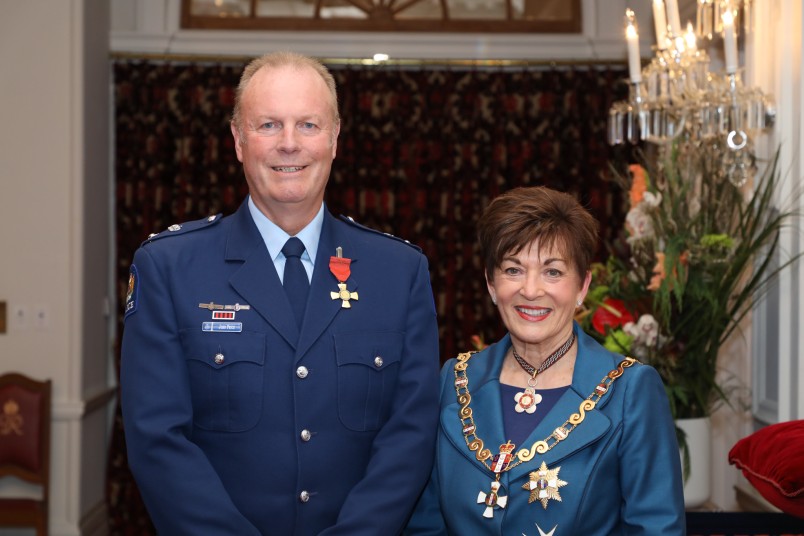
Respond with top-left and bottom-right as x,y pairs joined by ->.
277,126 -> 300,151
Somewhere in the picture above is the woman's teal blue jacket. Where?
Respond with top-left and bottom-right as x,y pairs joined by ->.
405,323 -> 685,535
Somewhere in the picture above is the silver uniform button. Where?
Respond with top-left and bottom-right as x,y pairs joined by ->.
374,356 -> 383,368
296,366 -> 308,379
299,491 -> 310,503
214,353 -> 225,365
300,429 -> 312,442
207,215 -> 217,222
168,224 -> 182,232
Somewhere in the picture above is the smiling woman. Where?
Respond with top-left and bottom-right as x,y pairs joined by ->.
405,185 -> 686,535
181,0 -> 582,32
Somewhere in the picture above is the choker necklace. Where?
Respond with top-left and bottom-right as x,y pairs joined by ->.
511,332 -> 576,414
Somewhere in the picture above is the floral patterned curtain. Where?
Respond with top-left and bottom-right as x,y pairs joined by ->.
108,59 -> 629,533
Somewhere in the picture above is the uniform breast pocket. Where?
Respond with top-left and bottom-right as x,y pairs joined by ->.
179,330 -> 266,432
334,331 -> 404,432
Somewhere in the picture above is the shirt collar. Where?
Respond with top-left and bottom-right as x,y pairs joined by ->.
247,196 -> 324,264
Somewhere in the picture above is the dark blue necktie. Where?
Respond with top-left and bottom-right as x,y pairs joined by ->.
282,237 -> 310,327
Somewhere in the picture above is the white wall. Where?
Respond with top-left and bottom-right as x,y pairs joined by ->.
0,1 -> 112,535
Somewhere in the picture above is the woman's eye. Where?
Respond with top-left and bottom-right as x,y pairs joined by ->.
545,268 -> 562,278
503,267 -> 521,276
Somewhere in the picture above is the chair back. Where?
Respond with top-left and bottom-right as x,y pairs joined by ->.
0,372 -> 52,535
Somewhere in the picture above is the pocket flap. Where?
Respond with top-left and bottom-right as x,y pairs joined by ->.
180,330 -> 266,369
334,331 -> 403,370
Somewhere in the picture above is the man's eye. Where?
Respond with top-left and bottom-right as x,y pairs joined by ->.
260,122 -> 279,130
299,122 -> 316,130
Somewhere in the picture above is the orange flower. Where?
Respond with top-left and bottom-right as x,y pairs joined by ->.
629,164 -> 647,206
648,251 -> 690,291
648,252 -> 666,291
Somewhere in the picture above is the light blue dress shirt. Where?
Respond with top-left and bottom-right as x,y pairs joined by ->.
247,196 -> 323,283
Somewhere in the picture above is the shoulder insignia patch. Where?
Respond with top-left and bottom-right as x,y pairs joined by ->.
339,215 -> 422,252
124,264 -> 139,319
142,213 -> 223,246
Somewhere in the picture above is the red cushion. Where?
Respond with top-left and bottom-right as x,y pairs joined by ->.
729,420 -> 804,519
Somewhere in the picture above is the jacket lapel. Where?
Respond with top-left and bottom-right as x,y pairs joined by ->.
440,337 -> 510,474
438,326 -> 622,483
295,211 -> 357,360
225,203 -> 299,347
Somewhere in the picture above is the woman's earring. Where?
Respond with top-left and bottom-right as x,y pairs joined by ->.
491,296 -> 497,306
576,299 -> 583,307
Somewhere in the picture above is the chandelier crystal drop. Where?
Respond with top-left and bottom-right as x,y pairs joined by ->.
607,0 -> 773,187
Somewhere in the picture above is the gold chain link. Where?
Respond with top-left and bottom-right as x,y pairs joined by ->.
454,351 -> 636,472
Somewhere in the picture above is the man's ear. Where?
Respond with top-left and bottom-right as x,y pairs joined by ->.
231,121 -> 244,162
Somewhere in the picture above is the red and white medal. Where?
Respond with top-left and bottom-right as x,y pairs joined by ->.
329,247 -> 358,308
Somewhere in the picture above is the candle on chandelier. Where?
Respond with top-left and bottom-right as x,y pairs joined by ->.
626,14 -> 642,83
685,22 -> 697,51
723,9 -> 738,73
652,0 -> 668,49
665,0 -> 682,36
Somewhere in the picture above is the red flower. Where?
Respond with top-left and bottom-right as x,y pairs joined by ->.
591,298 -> 635,335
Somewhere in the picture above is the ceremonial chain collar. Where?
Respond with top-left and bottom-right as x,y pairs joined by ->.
512,332 -> 575,377
455,351 -> 635,469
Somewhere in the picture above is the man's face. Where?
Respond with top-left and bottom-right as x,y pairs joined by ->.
232,64 -> 339,223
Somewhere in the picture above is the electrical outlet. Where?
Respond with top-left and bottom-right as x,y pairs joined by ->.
12,305 -> 29,330
33,305 -> 50,330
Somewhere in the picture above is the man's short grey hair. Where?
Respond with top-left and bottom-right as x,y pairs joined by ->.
231,51 -> 340,137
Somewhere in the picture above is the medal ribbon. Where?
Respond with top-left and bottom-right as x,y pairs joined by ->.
329,256 -> 351,282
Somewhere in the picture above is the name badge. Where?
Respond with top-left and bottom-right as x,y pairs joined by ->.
202,322 -> 242,333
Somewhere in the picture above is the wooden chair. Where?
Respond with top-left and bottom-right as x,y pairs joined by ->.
0,373 -> 51,536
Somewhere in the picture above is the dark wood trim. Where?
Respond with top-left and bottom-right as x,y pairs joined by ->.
180,0 -> 582,33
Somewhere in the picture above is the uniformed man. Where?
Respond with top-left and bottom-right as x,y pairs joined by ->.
120,51 -> 440,535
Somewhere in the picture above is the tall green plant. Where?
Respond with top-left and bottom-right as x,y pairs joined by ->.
580,143 -> 800,420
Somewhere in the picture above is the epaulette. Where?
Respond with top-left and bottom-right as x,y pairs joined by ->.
141,213 -> 223,246
339,215 -> 422,252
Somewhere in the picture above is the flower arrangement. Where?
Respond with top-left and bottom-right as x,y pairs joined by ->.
579,144 -> 799,421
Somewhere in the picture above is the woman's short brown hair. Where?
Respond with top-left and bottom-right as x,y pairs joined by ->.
478,186 -> 599,282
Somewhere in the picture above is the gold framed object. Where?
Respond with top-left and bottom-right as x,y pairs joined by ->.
181,0 -> 581,33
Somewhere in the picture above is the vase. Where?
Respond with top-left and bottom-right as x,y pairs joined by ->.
676,417 -> 711,509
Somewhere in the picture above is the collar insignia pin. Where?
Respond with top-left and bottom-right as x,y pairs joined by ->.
198,302 -> 224,310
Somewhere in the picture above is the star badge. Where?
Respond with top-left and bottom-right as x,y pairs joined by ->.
523,461 -> 567,509
536,524 -> 558,536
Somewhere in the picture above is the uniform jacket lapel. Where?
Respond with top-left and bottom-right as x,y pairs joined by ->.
225,202 -> 300,347
296,211 -> 357,360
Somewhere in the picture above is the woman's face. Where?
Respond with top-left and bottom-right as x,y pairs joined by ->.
486,240 -> 591,352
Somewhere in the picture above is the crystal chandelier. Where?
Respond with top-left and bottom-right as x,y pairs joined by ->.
607,0 -> 773,186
